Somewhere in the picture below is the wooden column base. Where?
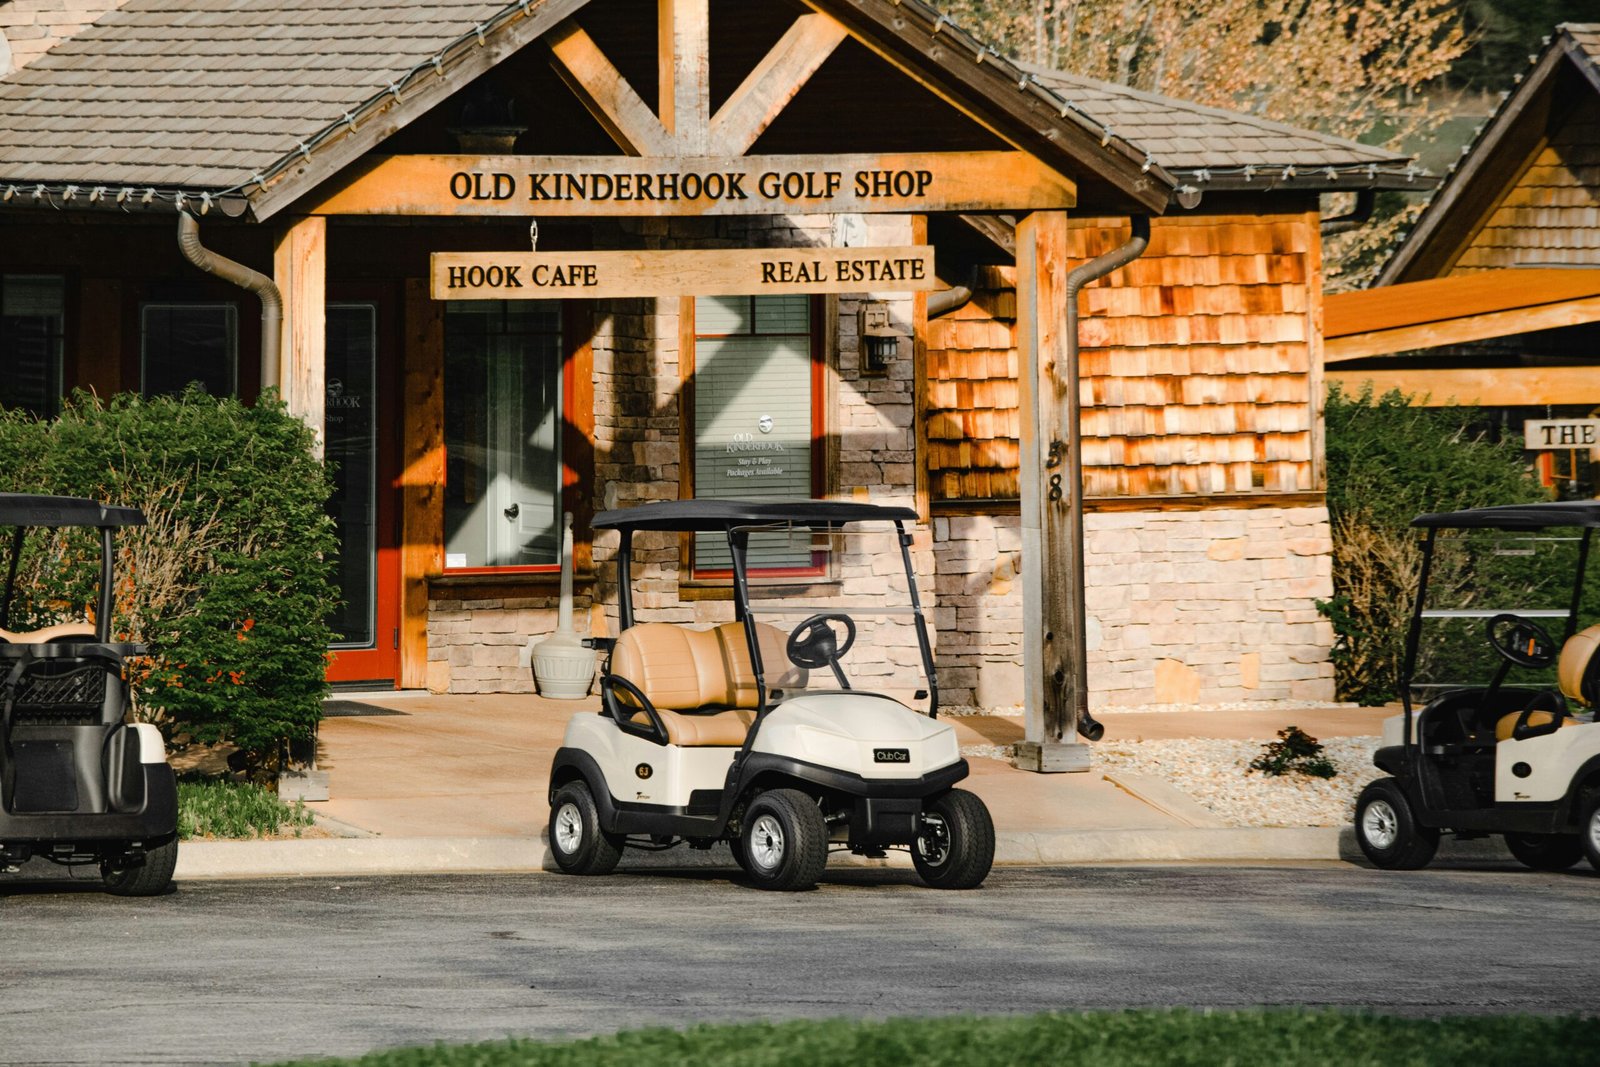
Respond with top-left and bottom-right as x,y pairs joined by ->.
1012,740 -> 1091,774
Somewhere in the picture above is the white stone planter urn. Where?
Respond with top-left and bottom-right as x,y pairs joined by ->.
531,511 -> 596,699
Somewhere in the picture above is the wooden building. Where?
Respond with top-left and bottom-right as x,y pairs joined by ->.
0,0 -> 1427,719
1327,23 -> 1600,495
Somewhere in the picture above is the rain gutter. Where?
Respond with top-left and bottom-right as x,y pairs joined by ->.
176,212 -> 281,391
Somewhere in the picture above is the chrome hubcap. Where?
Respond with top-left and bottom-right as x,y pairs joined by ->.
749,814 -> 785,870
916,812 -> 951,867
1362,799 -> 1399,850
1588,807 -> 1600,860
554,802 -> 584,854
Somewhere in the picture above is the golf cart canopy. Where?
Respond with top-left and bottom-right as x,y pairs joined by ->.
593,499 -> 918,533
0,493 -> 144,528
1412,501 -> 1600,531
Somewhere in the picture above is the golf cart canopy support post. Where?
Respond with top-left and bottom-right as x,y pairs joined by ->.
1016,213 -> 1150,773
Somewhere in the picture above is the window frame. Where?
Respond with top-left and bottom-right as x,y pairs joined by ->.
138,301 -> 239,398
0,273 -> 68,418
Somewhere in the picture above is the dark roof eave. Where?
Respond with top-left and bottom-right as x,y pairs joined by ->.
1174,171 -> 1439,195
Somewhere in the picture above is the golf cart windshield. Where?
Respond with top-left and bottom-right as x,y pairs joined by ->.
736,522 -> 934,712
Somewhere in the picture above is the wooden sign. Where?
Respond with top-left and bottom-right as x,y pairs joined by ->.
430,247 -> 937,300
315,151 -> 1075,217
1524,418 -> 1600,449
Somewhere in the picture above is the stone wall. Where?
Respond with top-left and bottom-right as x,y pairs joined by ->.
0,0 -> 128,75
932,505 -> 1336,709
426,591 -> 595,695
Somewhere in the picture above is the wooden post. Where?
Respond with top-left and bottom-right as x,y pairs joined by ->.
273,215 -> 326,456
402,278 -> 446,692
1013,210 -> 1089,773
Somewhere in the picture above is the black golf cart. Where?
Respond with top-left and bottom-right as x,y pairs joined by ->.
0,493 -> 178,894
546,499 -> 994,891
1354,501 -> 1600,871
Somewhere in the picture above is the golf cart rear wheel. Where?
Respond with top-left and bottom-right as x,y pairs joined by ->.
1504,832 -> 1583,871
1354,778 -> 1439,870
549,780 -> 624,876
1581,792 -> 1600,872
102,836 -> 178,897
740,788 -> 828,891
912,788 -> 995,889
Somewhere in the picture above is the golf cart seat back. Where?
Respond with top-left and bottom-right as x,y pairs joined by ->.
0,622 -> 96,644
611,621 -> 803,746
1490,624 -> 1600,742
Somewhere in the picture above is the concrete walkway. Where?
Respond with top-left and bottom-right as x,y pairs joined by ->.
164,693 -> 1394,879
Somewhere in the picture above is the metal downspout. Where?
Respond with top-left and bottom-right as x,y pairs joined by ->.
1062,215 -> 1150,742
176,212 -> 282,391
1319,189 -> 1376,237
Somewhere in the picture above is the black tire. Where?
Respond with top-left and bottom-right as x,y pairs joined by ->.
548,780 -> 624,876
1354,777 -> 1439,870
727,836 -> 751,873
102,836 -> 178,897
1580,792 -> 1600,873
1504,832 -> 1584,871
912,788 -> 995,889
740,788 -> 828,891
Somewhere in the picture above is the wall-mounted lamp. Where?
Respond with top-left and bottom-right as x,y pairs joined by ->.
859,301 -> 898,376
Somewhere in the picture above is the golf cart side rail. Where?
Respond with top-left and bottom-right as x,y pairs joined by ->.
593,499 -> 918,532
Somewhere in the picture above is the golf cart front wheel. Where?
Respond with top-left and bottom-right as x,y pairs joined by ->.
1503,832 -> 1583,871
548,780 -> 624,876
912,788 -> 995,889
740,788 -> 828,891
102,836 -> 178,897
1354,778 -> 1438,870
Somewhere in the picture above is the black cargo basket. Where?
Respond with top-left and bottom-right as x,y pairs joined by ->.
11,663 -> 108,725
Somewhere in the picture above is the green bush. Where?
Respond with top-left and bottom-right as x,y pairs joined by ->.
177,777 -> 316,839
1319,385 -> 1548,704
1248,726 -> 1336,779
0,389 -> 338,775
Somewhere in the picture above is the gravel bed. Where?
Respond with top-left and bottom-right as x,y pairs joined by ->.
1093,736 -> 1383,827
959,735 -> 1384,828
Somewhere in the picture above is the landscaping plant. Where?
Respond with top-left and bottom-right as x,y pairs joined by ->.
0,388 -> 338,778
1248,726 -> 1337,779
177,778 -> 316,840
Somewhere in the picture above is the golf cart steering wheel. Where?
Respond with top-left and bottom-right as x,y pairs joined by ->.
786,613 -> 857,687
1486,613 -> 1558,669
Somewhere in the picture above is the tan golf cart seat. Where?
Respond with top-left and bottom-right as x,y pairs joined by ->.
1494,623 -> 1600,741
610,621 -> 805,746
0,622 -> 95,644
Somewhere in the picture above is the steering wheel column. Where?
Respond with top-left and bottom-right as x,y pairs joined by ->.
786,613 -> 857,689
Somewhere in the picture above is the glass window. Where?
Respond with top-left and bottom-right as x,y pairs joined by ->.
325,304 -> 378,648
0,275 -> 65,417
443,301 -> 563,570
692,295 -> 818,574
141,303 -> 237,397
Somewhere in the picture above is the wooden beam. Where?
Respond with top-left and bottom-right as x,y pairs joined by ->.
1327,366 -> 1600,407
659,0 -> 710,153
1013,209 -> 1089,773
273,215 -> 326,456
1326,295 -> 1600,362
307,151 -> 1076,217
546,19 -> 675,157
401,278 -> 446,691
958,213 -> 1016,257
251,0 -> 590,222
708,13 -> 848,156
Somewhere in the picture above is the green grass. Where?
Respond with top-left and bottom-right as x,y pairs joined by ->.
176,777 -> 316,840
270,1010 -> 1600,1067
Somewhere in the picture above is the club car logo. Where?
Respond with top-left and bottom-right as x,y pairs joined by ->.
635,763 -> 653,780
873,748 -> 910,764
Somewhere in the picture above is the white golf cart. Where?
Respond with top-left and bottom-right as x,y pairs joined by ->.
546,499 -> 994,891
1354,501 -> 1600,872
0,493 -> 178,894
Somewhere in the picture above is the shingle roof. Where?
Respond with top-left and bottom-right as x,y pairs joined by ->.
1027,66 -> 1411,177
0,0 -> 511,189
1379,24 -> 1600,285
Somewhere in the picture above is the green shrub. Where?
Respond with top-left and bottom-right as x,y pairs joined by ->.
0,389 -> 338,776
1320,385 -> 1547,704
1248,726 -> 1337,779
177,777 -> 316,839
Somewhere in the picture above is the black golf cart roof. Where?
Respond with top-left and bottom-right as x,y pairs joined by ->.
0,493 -> 144,528
593,499 -> 918,533
1412,501 -> 1600,531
